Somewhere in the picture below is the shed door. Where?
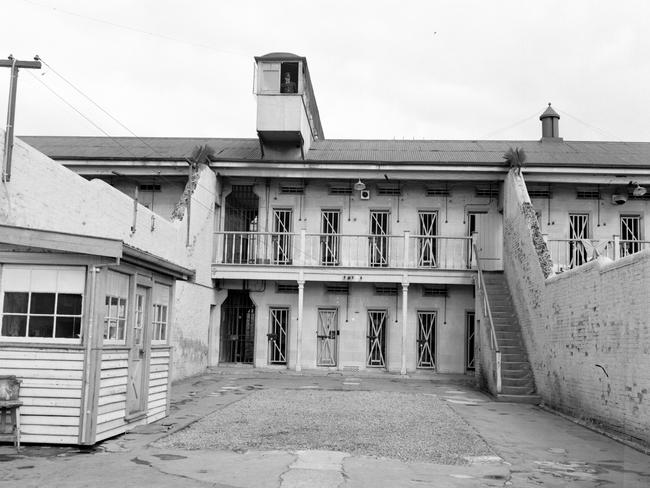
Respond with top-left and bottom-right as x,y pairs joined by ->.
127,285 -> 151,416
468,212 -> 502,270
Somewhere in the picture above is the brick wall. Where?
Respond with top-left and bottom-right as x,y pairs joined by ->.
503,170 -> 650,445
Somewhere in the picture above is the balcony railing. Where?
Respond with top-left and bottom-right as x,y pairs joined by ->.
214,231 -> 473,270
547,237 -> 650,272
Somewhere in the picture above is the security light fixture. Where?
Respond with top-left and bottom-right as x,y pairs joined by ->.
632,184 -> 647,197
353,179 -> 366,191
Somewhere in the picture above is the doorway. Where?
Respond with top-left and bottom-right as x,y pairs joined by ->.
317,308 -> 339,366
126,285 -> 151,417
220,290 -> 256,363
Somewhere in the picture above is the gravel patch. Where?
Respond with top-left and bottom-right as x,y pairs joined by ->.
155,390 -> 493,464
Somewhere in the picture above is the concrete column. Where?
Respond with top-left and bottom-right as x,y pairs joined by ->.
401,281 -> 409,375
296,279 -> 305,372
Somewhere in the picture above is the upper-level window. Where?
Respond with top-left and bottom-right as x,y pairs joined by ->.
0,266 -> 85,342
260,61 -> 299,94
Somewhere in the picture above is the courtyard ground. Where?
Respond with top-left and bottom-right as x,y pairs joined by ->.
1,367 -> 649,487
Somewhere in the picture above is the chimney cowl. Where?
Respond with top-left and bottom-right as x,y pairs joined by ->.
540,103 -> 562,140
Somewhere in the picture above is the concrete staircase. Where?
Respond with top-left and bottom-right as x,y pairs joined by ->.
482,272 -> 541,404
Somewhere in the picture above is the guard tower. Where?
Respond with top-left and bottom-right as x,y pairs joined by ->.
254,53 -> 324,158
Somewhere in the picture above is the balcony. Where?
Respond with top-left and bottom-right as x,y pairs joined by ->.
212,231 -> 479,283
547,237 -> 650,272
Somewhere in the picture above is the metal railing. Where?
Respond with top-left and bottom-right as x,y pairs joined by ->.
547,236 -> 650,272
214,231 -> 473,270
472,239 -> 501,394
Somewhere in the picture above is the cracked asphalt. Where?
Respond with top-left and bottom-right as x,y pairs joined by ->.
1,367 -> 649,487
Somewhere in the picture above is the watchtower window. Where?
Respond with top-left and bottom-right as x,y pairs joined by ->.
280,62 -> 299,93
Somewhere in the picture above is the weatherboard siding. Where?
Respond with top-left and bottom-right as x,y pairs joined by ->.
0,347 -> 84,444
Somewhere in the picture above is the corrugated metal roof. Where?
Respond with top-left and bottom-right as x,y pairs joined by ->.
19,136 -> 650,168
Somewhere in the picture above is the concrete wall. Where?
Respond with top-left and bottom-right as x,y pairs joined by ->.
504,170 -> 650,445
231,282 -> 475,373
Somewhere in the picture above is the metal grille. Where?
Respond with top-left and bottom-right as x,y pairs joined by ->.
220,291 -> 255,364
576,190 -> 601,200
377,184 -> 401,196
569,213 -> 589,267
268,308 -> 288,364
417,311 -> 436,369
367,310 -> 387,367
321,210 -> 340,265
224,186 -> 259,263
328,185 -> 352,195
620,215 -> 641,256
317,308 -> 338,366
276,283 -> 298,294
374,284 -> 398,296
418,211 -> 438,267
527,188 -> 552,198
273,209 -> 293,264
426,187 -> 449,197
369,211 -> 389,267
475,186 -> 499,198
279,184 -> 304,194
422,285 -> 447,297
325,283 -> 349,294
466,312 -> 475,371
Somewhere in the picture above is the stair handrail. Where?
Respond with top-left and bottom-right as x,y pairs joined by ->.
472,238 -> 502,394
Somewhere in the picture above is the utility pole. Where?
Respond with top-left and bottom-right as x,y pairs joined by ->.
1,55 -> 41,182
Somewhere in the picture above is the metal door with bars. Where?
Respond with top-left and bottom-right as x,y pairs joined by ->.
224,186 -> 259,264
220,291 -> 255,364
321,210 -> 340,265
367,310 -> 387,367
317,308 -> 338,366
273,209 -> 293,264
369,211 -> 390,267
569,213 -> 589,267
466,312 -> 475,371
620,215 -> 641,256
268,307 -> 288,364
416,311 -> 436,369
418,211 -> 438,267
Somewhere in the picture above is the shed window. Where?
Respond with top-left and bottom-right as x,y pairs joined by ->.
0,266 -> 85,342
259,61 -> 299,94
104,270 -> 129,343
152,283 -> 171,343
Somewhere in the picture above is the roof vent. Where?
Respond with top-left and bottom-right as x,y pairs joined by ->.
540,103 -> 562,140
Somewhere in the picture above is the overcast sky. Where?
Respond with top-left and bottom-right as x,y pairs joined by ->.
1,0 -> 649,142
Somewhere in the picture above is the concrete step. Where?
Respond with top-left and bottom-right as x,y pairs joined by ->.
495,394 -> 542,404
501,376 -> 534,387
501,385 -> 537,396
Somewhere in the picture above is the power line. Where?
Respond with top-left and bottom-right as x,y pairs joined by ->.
479,110 -> 540,139
36,56 -> 222,200
22,0 -> 246,58
25,71 -> 216,214
553,105 -> 623,141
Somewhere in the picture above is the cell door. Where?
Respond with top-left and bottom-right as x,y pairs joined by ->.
569,213 -> 589,267
416,311 -> 436,369
418,211 -> 438,267
317,308 -> 338,366
466,312 -> 475,371
127,285 -> 151,416
369,211 -> 390,267
367,310 -> 387,367
220,291 -> 255,364
321,210 -> 340,265
620,215 -> 641,256
273,209 -> 293,265
268,308 -> 288,364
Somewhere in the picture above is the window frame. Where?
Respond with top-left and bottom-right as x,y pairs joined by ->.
0,265 -> 86,344
151,282 -> 171,345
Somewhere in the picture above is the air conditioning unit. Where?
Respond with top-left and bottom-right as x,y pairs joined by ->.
360,189 -> 370,200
